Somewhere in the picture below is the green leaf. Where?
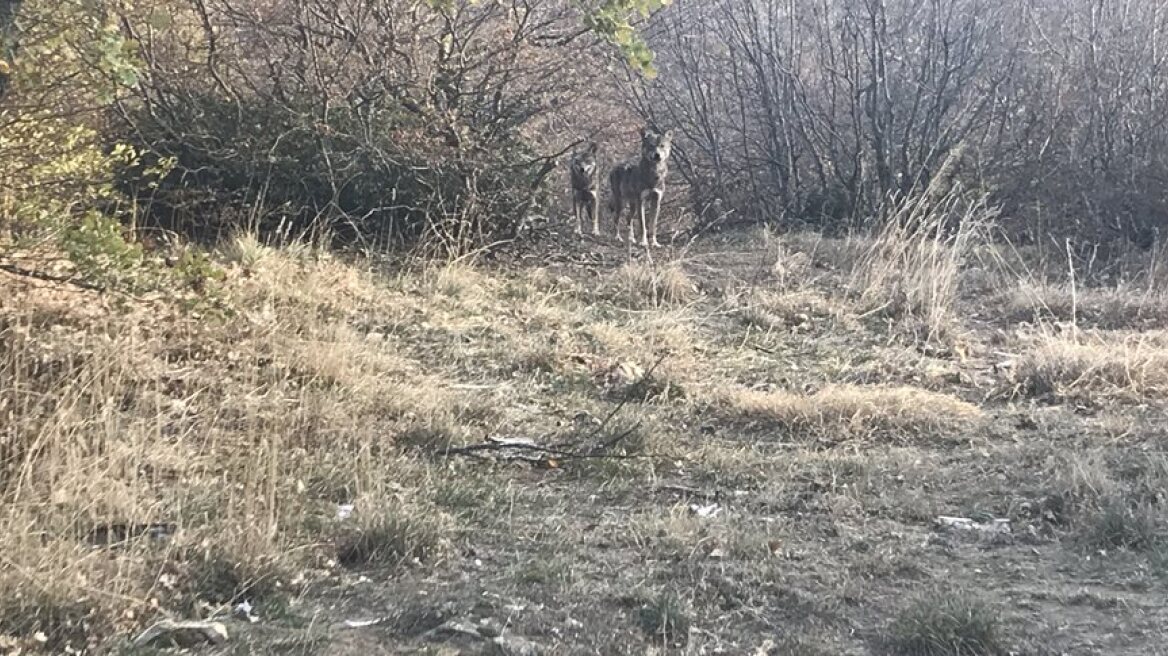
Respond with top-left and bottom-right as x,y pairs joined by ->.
147,9 -> 173,29
585,0 -> 668,77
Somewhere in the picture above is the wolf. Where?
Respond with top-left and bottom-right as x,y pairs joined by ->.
569,142 -> 601,236
608,128 -> 673,248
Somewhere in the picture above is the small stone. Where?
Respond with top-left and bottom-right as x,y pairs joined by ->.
478,618 -> 503,638
132,620 -> 228,648
490,633 -> 543,656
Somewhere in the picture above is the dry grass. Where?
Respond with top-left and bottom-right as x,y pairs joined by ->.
0,241 -> 460,651
1042,450 -> 1168,549
1079,498 -> 1166,553
334,500 -> 454,568
736,288 -> 842,333
7,221 -> 1168,653
1011,330 -> 1168,402
757,225 -> 819,290
720,384 -> 982,443
1001,281 -> 1168,329
637,592 -> 691,646
602,259 -> 697,308
848,186 -> 995,341
778,228 -> 868,274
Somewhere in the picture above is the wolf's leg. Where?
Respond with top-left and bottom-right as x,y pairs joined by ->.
590,192 -> 600,236
649,189 -> 663,247
638,192 -> 650,248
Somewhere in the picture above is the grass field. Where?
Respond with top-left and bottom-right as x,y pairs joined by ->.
3,222 -> 1168,655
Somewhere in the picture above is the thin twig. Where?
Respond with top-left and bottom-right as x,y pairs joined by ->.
587,351 -> 670,441
592,421 -> 642,453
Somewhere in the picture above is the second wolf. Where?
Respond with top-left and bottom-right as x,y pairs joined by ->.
569,142 -> 601,235
608,128 -> 673,248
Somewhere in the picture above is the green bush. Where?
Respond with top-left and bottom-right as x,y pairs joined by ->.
0,0 -> 202,294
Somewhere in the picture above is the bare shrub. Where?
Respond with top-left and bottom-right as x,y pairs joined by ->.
113,0 -> 610,250
633,0 -> 1168,251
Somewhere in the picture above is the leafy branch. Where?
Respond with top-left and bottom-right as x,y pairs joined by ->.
584,0 -> 671,77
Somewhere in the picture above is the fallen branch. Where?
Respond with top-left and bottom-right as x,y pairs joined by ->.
443,438 -> 657,461
442,431 -> 659,463
0,261 -> 106,292
442,353 -> 671,466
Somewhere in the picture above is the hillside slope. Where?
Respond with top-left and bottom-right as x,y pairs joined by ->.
3,228 -> 1168,654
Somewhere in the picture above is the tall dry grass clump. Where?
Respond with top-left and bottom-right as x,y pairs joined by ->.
848,164 -> 996,340
0,242 -> 462,651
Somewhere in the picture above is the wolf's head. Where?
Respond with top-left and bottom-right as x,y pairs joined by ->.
571,142 -> 599,179
640,128 -> 673,164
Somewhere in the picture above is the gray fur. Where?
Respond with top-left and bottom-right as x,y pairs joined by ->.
569,142 -> 601,236
608,128 -> 673,249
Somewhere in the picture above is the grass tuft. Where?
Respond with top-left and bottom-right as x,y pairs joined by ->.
604,260 -> 696,308
395,414 -> 463,453
638,592 -> 690,646
335,505 -> 452,569
887,590 -> 1006,656
0,588 -> 96,653
168,546 -> 290,615
1000,281 -> 1168,330
1079,498 -> 1165,552
848,183 -> 993,341
1011,331 -> 1168,402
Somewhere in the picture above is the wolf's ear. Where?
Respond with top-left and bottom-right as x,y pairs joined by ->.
640,127 -> 650,139
661,129 -> 673,142
586,142 -> 598,155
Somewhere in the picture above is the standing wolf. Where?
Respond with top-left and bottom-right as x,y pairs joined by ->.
608,128 -> 673,249
569,142 -> 601,236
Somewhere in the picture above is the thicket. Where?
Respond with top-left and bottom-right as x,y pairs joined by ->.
632,0 -> 1168,257
0,0 -> 658,281
3,0 -> 1167,279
